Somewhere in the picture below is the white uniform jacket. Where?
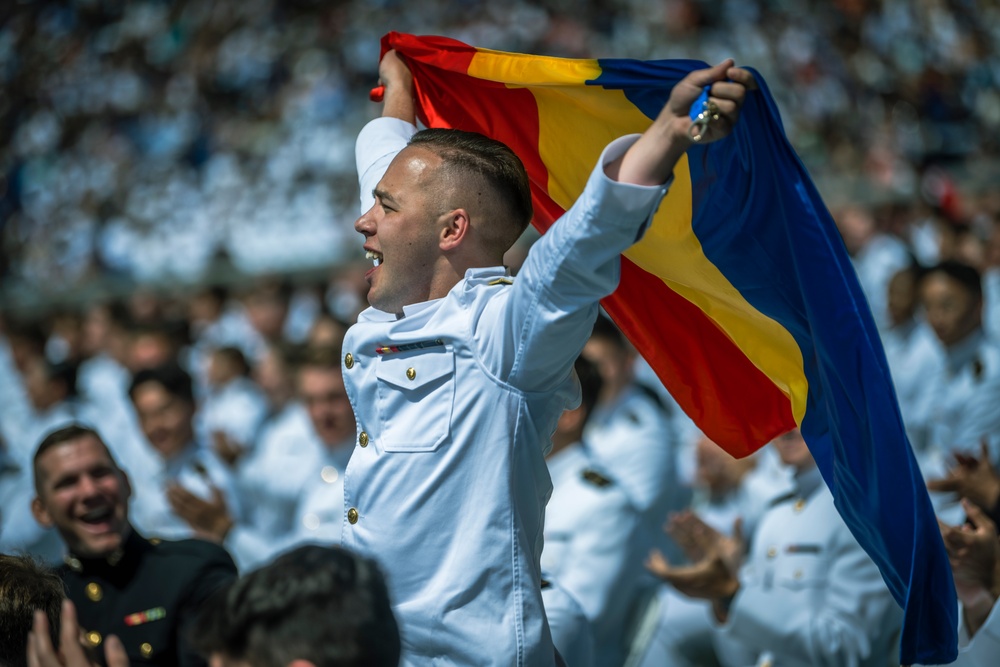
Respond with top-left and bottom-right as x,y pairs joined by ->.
344,117 -> 669,666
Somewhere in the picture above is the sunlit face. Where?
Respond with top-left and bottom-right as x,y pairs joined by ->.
131,382 -> 195,459
886,269 -> 917,328
695,435 -> 754,495
32,435 -> 131,558
354,146 -> 447,314
582,337 -> 632,404
920,273 -> 981,348
298,366 -> 355,447
773,429 -> 814,471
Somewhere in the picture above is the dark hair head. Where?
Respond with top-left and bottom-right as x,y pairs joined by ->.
128,362 -> 195,404
295,345 -> 343,374
191,545 -> 400,667
33,424 -> 118,493
0,554 -> 64,667
589,314 -> 628,351
921,260 -> 982,300
44,359 -> 79,399
409,128 -> 532,255
574,355 -> 604,426
213,347 -> 250,377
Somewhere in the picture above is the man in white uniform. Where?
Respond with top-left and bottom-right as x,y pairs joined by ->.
342,50 -> 754,665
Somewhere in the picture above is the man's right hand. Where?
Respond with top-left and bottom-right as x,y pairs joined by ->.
379,49 -> 416,124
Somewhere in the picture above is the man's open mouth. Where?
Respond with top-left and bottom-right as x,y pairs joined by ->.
365,250 -> 383,267
78,506 -> 114,526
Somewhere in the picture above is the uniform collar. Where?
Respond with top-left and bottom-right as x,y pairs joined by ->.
358,266 -> 509,322
793,465 -> 824,501
64,526 -> 150,580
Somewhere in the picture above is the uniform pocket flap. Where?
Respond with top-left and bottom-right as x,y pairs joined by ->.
375,348 -> 454,389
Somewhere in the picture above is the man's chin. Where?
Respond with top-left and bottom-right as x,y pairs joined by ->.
71,531 -> 125,559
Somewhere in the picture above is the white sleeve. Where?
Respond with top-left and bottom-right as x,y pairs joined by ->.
356,117 -> 418,213
479,135 -> 672,393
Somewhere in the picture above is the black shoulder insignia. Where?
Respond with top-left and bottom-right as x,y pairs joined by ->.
972,358 -> 984,381
581,469 -> 613,488
625,411 -> 641,425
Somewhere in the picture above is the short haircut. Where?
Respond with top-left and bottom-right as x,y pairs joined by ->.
190,545 -> 400,667
409,128 -> 532,254
922,260 -> 982,300
33,424 -> 119,494
128,362 -> 195,404
295,345 -> 343,373
574,355 -> 604,427
0,554 -> 64,667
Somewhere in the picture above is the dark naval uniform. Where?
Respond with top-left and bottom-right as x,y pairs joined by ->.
60,528 -> 236,667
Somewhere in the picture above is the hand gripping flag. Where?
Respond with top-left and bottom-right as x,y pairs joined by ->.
377,32 -> 958,664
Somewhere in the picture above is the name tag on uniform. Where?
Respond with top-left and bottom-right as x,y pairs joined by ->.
785,544 -> 821,554
124,607 -> 166,626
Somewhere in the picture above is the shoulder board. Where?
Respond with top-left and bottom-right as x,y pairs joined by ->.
581,469 -> 613,488
487,277 -> 513,286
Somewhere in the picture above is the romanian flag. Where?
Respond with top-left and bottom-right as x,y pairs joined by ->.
378,32 -> 957,664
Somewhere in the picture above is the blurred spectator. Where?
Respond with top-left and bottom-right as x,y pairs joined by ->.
880,264 -> 945,449
916,261 -> 1000,522
127,363 -> 242,540
198,346 -> 267,466
541,356 -> 643,666
30,424 -> 237,667
647,429 -> 902,667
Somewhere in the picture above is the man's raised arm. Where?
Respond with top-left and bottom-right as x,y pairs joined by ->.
356,50 -> 417,213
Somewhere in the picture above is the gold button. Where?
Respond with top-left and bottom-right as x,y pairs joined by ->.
344,352 -> 354,369
359,431 -> 369,447
794,569 -> 803,579
149,538 -> 162,545
793,499 -> 806,513
86,631 -> 102,646
140,643 -> 153,658
85,582 -> 103,602
766,547 -> 777,559
406,367 -> 416,381
347,508 -> 359,524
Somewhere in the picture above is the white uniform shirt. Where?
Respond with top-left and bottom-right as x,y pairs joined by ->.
129,443 -> 242,541
542,578 -> 595,667
344,117 -> 669,666
718,468 -> 902,667
543,443 -> 643,666
198,376 -> 269,454
880,318 -> 945,455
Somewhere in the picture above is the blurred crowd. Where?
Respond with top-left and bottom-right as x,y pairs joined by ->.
4,1 -> 1000,666
2,0 -> 1000,296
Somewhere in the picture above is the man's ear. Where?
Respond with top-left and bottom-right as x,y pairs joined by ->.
31,496 -> 53,528
439,208 -> 471,252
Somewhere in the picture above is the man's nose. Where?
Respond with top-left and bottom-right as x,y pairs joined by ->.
355,204 -> 378,235
78,474 -> 100,497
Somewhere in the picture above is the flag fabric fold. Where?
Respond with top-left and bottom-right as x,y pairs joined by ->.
378,31 -> 958,664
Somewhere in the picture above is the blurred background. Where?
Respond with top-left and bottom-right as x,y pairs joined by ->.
1,0 -> 999,317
